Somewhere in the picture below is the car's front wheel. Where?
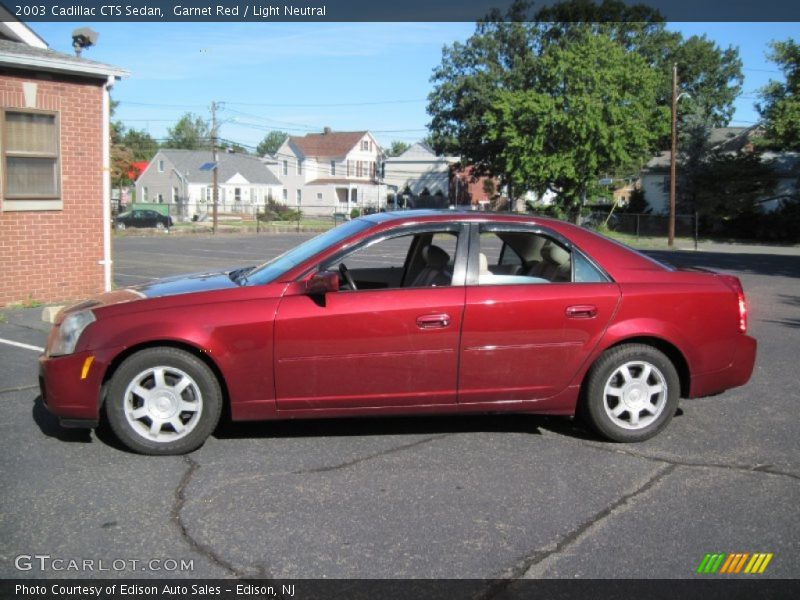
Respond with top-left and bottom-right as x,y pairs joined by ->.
104,347 -> 222,455
115,222 -> 126,230
582,344 -> 679,442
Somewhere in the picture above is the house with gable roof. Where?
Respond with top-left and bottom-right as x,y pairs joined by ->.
271,128 -> 386,215
134,149 -> 283,220
383,142 -> 460,205
0,7 -> 128,306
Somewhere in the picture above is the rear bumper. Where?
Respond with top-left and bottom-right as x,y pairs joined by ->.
39,348 -> 117,422
690,334 -> 757,398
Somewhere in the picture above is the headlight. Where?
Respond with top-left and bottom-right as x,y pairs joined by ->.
50,310 -> 96,356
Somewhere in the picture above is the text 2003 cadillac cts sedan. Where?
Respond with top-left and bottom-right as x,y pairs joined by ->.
39,211 -> 756,455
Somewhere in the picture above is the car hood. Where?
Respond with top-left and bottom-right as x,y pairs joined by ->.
53,269 -> 247,324
133,270 -> 244,298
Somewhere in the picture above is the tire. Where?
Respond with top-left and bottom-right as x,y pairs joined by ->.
582,344 -> 679,442
116,222 -> 126,230
104,347 -> 222,455
155,221 -> 165,230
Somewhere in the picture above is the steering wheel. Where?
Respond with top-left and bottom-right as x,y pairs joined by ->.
338,263 -> 357,291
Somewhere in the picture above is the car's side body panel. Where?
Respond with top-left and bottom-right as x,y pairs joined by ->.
458,283 -> 620,403
274,283 -> 466,410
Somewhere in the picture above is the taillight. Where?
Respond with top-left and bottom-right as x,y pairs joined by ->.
737,292 -> 748,333
720,275 -> 748,334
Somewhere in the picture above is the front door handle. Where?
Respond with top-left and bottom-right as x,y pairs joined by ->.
416,314 -> 451,329
565,305 -> 598,319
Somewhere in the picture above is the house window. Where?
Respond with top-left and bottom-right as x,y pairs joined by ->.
251,188 -> 259,203
282,188 -> 287,202
317,192 -> 323,200
158,159 -> 165,173
2,110 -> 61,208
330,160 -> 336,176
282,160 -> 288,176
297,159 -> 303,175
296,189 -> 302,205
234,187 -> 242,203
361,140 -> 369,151
157,193 -> 164,203
143,187 -> 149,202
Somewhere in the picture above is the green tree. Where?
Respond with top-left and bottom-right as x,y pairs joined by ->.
385,140 -> 411,157
164,113 -> 211,150
483,30 -> 663,210
120,128 -> 159,161
757,38 -> 800,150
426,0 -> 744,209
256,130 -> 289,156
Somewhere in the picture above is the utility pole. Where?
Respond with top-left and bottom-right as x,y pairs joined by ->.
211,101 -> 219,234
668,63 -> 678,247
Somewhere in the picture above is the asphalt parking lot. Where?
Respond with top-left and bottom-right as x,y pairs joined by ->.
0,232 -> 798,581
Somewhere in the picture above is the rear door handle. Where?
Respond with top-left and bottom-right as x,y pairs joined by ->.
416,314 -> 451,329
565,305 -> 597,319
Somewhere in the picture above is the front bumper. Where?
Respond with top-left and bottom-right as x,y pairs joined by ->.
39,348 -> 118,425
690,334 -> 757,398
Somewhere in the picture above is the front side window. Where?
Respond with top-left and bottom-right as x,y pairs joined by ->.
2,110 -> 60,201
327,230 -> 459,291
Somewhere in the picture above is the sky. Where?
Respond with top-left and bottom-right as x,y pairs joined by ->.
31,20 -> 799,152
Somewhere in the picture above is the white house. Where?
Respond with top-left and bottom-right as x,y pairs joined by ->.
271,129 -> 386,215
383,143 -> 459,202
135,149 -> 282,220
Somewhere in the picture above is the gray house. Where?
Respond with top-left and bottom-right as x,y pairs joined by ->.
135,149 -> 282,220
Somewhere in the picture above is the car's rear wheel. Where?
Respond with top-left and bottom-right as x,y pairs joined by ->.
155,221 -> 165,230
582,344 -> 679,442
104,347 -> 222,455
116,222 -> 126,230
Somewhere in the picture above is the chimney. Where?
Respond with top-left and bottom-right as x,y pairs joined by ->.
323,127 -> 331,135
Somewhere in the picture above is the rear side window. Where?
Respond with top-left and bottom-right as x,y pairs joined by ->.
477,228 -> 608,285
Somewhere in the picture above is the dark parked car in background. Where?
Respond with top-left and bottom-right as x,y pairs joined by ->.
114,209 -> 173,230
40,211 -> 756,454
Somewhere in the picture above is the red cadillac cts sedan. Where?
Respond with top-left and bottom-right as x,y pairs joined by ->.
39,211 -> 756,455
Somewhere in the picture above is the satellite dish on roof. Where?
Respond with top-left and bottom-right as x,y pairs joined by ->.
71,27 -> 99,57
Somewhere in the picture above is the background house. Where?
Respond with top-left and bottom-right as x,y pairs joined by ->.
135,149 -> 283,220
0,9 -> 127,307
271,129 -> 386,215
383,143 -> 459,206
638,126 -> 799,214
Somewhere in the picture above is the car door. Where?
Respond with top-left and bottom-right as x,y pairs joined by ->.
273,224 -> 468,411
458,224 -> 621,404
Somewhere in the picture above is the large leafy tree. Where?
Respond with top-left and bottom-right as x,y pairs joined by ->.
427,0 -> 743,208
484,30 -> 663,209
164,113 -> 211,150
256,130 -> 289,156
757,38 -> 800,150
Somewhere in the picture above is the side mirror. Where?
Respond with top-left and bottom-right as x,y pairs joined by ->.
306,270 -> 340,296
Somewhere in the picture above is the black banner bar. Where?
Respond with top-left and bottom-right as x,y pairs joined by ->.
2,579 -> 800,600
6,0 -> 800,23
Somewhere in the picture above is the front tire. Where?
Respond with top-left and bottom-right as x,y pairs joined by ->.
104,347 -> 222,455
582,344 -> 679,442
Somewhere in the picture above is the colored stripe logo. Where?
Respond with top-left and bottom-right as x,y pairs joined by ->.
697,553 -> 773,574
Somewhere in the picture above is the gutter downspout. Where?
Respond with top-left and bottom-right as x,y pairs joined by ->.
100,75 -> 114,292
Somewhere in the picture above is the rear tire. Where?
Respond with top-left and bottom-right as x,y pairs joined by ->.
582,344 -> 679,442
104,347 -> 222,455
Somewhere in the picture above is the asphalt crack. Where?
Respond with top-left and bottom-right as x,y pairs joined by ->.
566,436 -> 800,482
173,455 -> 245,578
478,463 -> 676,599
292,434 -> 449,475
0,384 -> 38,396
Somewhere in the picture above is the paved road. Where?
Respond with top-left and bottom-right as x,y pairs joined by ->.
0,233 -> 797,581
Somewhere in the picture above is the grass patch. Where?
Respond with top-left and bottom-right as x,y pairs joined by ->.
0,313 -> 6,324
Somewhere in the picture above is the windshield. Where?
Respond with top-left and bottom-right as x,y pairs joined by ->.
244,219 -> 372,285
